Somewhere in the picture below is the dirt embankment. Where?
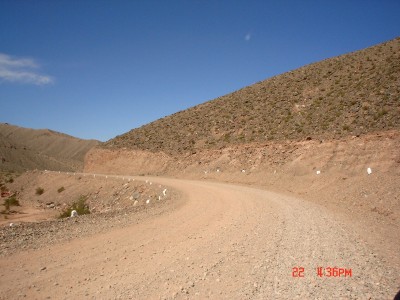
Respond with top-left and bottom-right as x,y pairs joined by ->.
86,130 -> 400,178
85,148 -> 173,175
0,170 -> 172,227
85,131 -> 400,219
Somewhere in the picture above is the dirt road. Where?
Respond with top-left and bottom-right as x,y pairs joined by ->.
0,177 -> 398,299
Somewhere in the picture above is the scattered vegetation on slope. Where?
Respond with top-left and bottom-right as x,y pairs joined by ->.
3,194 -> 20,211
0,172 -> 20,214
35,187 -> 44,195
103,37 -> 400,155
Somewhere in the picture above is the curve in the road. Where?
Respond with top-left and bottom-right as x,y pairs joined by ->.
0,177 -> 398,299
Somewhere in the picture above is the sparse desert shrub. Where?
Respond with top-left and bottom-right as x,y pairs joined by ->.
3,195 -> 20,211
223,133 -> 231,142
373,109 -> 387,120
59,195 -> 90,218
36,187 -> 44,195
379,109 -> 388,117
57,186 -> 65,193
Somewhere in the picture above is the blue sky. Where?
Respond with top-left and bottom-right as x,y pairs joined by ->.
0,1 -> 399,141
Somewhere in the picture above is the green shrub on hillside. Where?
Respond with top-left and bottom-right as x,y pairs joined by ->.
3,195 -> 20,211
58,195 -> 90,218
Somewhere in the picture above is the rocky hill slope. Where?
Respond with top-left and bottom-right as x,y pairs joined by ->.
102,37 -> 399,155
85,38 -> 400,256
0,123 -> 99,172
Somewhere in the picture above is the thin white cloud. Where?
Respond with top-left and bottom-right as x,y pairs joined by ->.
0,53 -> 53,85
245,33 -> 252,42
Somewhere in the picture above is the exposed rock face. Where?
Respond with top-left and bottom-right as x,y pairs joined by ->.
86,130 -> 400,179
84,148 -> 173,175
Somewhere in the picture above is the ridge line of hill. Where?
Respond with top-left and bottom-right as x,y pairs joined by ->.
102,37 -> 399,156
0,123 -> 99,172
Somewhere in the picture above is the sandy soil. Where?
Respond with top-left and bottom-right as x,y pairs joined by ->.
0,176 -> 398,299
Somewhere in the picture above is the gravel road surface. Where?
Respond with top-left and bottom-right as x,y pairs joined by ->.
0,177 -> 398,299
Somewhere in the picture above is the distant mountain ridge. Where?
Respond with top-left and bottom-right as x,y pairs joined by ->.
103,37 -> 400,155
0,123 -> 99,172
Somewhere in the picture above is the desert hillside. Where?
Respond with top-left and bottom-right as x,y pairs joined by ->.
85,37 -> 400,275
86,37 -> 400,225
102,37 -> 399,155
0,123 -> 99,172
